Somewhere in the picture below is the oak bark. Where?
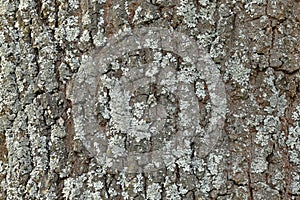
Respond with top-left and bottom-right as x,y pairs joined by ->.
0,0 -> 299,199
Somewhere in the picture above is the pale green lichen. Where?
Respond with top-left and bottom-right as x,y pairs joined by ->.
224,52 -> 251,87
254,115 -> 280,146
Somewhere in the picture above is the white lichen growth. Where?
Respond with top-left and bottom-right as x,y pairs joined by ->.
68,0 -> 79,10
146,183 -> 162,200
80,30 -> 90,42
92,9 -> 106,47
287,106 -> 300,165
65,16 -> 80,42
165,184 -> 181,200
133,173 -> 145,195
63,175 -> 87,199
82,12 -> 91,25
177,0 -> 198,28
251,153 -> 268,173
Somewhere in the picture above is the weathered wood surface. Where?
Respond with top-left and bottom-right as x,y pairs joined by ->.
0,0 -> 299,199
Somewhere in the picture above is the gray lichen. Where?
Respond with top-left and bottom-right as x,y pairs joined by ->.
0,0 -> 299,199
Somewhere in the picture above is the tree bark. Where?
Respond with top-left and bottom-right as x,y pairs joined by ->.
0,0 -> 299,199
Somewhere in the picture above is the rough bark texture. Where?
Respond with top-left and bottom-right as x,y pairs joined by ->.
0,0 -> 300,199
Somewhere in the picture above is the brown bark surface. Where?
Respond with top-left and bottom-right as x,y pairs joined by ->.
0,0 -> 299,199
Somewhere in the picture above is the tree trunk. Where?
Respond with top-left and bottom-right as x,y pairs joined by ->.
0,0 -> 299,199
